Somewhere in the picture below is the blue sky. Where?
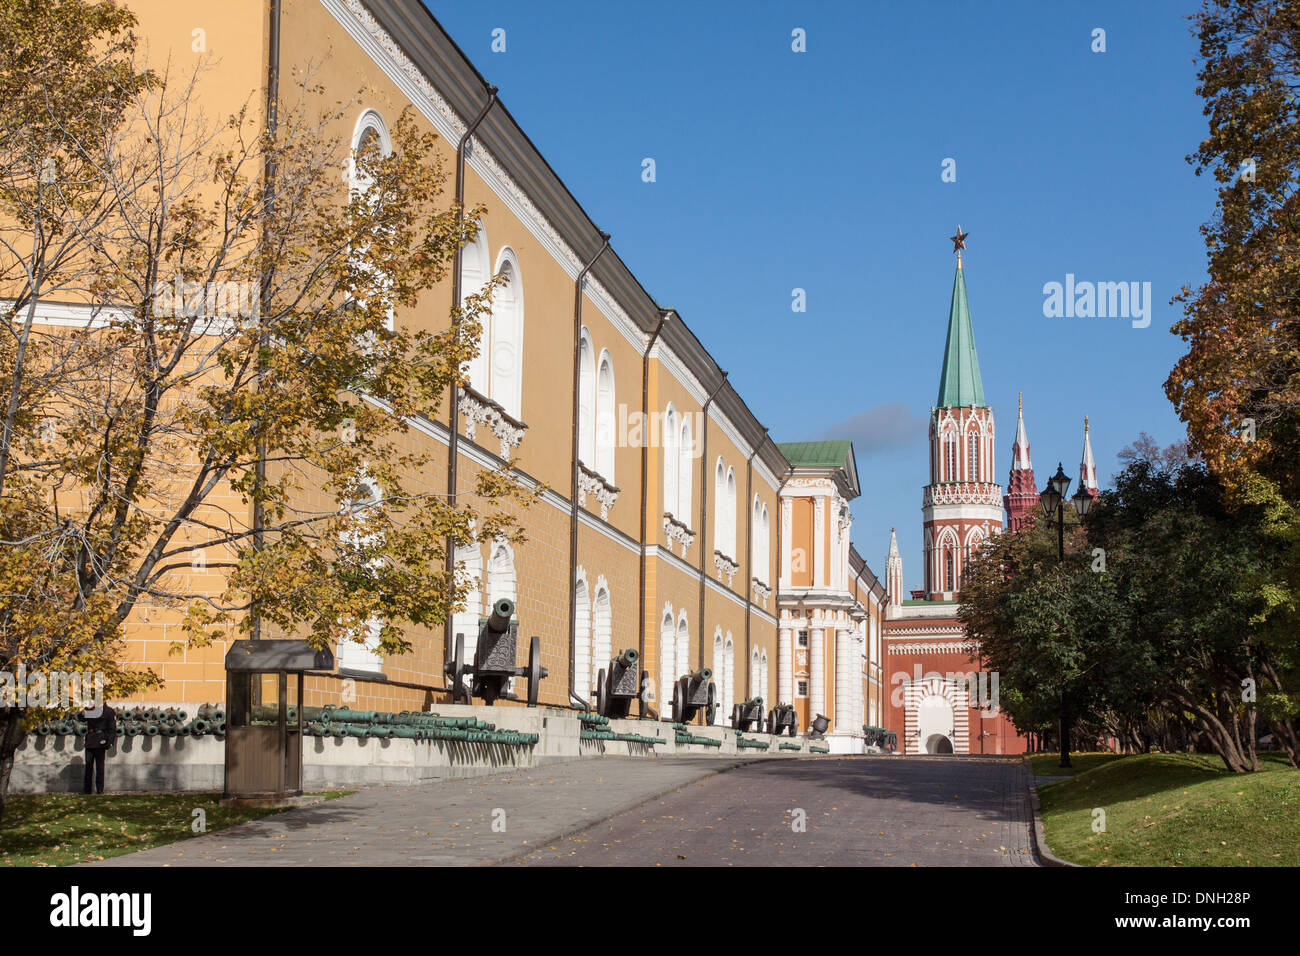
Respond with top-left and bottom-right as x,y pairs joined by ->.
429,1 -> 1213,589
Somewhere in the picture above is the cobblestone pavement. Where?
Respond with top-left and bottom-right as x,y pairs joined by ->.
92,755 -> 1036,867
517,755 -> 1038,866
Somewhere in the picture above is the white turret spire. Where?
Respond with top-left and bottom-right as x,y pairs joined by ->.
1080,416 -> 1099,494
886,527 -> 903,609
1012,392 -> 1031,470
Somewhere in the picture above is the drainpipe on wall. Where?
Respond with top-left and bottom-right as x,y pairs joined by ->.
742,431 -> 767,698
566,233 -> 611,710
695,373 -> 728,675
251,0 -> 283,643
637,309 -> 670,713
441,85 -> 497,661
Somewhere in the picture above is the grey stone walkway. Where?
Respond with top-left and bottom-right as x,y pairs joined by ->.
91,754 -> 1036,867
518,755 -> 1037,866
91,758 -> 742,867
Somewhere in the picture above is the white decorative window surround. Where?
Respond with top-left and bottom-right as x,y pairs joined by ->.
662,513 -> 696,557
713,550 -> 739,587
330,0 -> 648,357
751,577 -> 772,607
577,462 -> 619,520
458,385 -> 526,458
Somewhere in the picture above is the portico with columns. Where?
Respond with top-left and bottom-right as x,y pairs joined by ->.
775,441 -> 886,754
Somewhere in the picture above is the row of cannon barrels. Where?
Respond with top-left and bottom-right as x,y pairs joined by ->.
735,734 -> 772,751
277,706 -> 540,747
671,722 -> 723,748
30,704 -> 227,738
577,712 -> 664,747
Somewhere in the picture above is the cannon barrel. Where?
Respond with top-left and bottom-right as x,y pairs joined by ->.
740,696 -> 763,709
614,648 -> 639,667
487,597 -> 515,633
688,667 -> 712,682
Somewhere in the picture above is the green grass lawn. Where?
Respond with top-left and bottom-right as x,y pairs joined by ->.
0,791 -> 346,867
1036,752 -> 1300,866
1028,752 -> 1122,779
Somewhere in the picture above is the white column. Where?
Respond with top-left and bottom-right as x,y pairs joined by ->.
780,498 -> 792,586
834,626 -> 852,732
778,624 -> 793,706
855,627 -> 867,731
810,626 -> 825,719
813,499 -> 824,587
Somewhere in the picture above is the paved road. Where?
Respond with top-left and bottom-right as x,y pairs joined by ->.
518,755 -> 1036,866
93,758 -> 742,867
93,755 -> 1036,867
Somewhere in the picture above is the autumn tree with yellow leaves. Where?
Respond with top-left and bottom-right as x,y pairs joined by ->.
0,0 -> 527,821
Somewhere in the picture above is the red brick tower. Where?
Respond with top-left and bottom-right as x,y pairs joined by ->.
1003,393 -> 1038,533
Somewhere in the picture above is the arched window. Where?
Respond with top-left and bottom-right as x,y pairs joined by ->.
451,534 -> 483,667
592,582 -> 612,696
678,417 -> 693,527
712,630 -> 725,725
968,430 -> 980,482
490,248 -> 523,420
944,431 -> 957,481
760,504 -> 770,584
349,111 -> 394,332
751,495 -> 762,575
751,649 -> 761,702
574,574 -> 592,699
578,329 -> 596,467
595,350 -> 615,481
460,220 -> 491,392
944,547 -> 955,592
486,539 -> 516,606
723,633 -> 735,722
659,606 -> 675,705
713,458 -> 726,554
760,649 -> 770,703
675,612 -> 690,690
725,467 -> 738,558
662,405 -> 679,518
338,474 -> 385,674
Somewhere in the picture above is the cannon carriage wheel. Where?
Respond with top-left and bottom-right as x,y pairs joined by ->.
596,667 -> 608,718
526,636 -> 544,707
704,681 -> 717,726
671,680 -> 683,723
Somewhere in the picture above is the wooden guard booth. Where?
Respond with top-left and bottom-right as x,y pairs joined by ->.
223,640 -> 334,800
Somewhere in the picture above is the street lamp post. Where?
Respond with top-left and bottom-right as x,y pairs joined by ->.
1039,463 -> 1095,769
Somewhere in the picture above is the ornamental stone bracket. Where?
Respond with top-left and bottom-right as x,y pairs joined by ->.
713,550 -> 739,587
662,513 -> 696,557
751,577 -> 772,608
578,463 -> 620,520
458,386 -> 527,458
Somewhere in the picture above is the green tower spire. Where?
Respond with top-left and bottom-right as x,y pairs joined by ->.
935,235 -> 986,408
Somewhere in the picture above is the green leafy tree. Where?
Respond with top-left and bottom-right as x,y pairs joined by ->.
1088,460 -> 1297,771
962,510 -> 1135,764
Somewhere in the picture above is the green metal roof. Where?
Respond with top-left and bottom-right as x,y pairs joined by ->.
777,440 -> 860,498
935,262 -> 986,408
778,440 -> 854,468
